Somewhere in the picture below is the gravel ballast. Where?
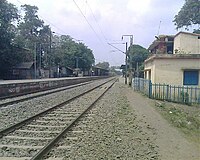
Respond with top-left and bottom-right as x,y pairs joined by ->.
0,80 -> 115,158
0,79 -> 111,130
46,79 -> 159,159
47,78 -> 199,160
1,77 -> 198,159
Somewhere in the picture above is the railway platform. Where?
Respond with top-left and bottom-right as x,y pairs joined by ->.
0,76 -> 107,99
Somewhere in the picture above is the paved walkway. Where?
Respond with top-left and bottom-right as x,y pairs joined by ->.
119,77 -> 200,160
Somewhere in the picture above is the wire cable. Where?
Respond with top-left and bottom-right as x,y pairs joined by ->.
107,43 -> 125,54
15,0 -> 123,65
85,0 -> 108,41
72,0 -> 105,46
16,0 -> 81,41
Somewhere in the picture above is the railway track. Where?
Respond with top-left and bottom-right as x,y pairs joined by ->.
0,78 -> 117,160
0,81 -> 92,108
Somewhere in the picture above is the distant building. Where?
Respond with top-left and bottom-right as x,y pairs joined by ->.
148,35 -> 174,54
51,66 -> 73,78
61,67 -> 74,77
92,66 -> 109,76
144,32 -> 200,87
12,62 -> 35,79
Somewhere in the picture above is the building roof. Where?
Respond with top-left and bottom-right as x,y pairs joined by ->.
145,54 -> 200,64
174,31 -> 200,38
66,67 -> 73,71
92,66 -> 109,71
149,32 -> 200,51
14,62 -> 34,69
12,45 -> 31,52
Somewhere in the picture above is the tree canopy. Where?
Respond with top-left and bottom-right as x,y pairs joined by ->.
15,4 -> 51,60
128,45 -> 149,68
0,0 -> 19,78
173,0 -> 200,30
52,35 -> 95,70
127,44 -> 149,77
0,1 -> 95,79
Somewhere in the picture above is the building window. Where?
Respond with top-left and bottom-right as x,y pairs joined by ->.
183,70 -> 199,85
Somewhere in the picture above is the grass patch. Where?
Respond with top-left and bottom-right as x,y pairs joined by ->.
155,101 -> 200,146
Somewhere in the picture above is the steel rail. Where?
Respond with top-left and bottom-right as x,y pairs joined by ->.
31,78 -> 117,160
0,81 -> 92,107
0,78 -> 115,138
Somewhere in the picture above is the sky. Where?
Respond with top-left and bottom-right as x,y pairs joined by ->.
7,0 -> 187,66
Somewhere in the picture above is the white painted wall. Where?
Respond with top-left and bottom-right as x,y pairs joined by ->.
144,55 -> 200,87
174,33 -> 200,54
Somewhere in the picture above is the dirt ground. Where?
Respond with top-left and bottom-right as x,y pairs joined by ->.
119,77 -> 200,160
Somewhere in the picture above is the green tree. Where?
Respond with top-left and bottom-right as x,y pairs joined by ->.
0,0 -> 19,78
193,29 -> 200,34
76,42 -> 95,71
52,35 -> 95,70
173,0 -> 200,30
15,4 -> 52,67
128,45 -> 149,77
52,35 -> 79,68
16,5 -> 43,48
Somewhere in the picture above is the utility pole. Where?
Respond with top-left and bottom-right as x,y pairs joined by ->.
122,35 -> 133,86
49,29 -> 55,78
122,35 -> 133,45
76,57 -> 79,69
34,43 -> 37,79
125,42 -> 128,84
49,29 -> 52,78
39,44 -> 42,70
107,42 -> 127,83
136,62 -> 139,77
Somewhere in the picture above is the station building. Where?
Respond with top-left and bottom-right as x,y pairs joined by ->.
144,31 -> 200,87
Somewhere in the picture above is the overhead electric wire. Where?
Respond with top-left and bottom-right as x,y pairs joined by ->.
16,0 -> 81,41
85,0 -> 108,41
107,43 -> 125,54
85,0 -> 125,63
72,0 -> 105,46
15,0 -> 123,65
